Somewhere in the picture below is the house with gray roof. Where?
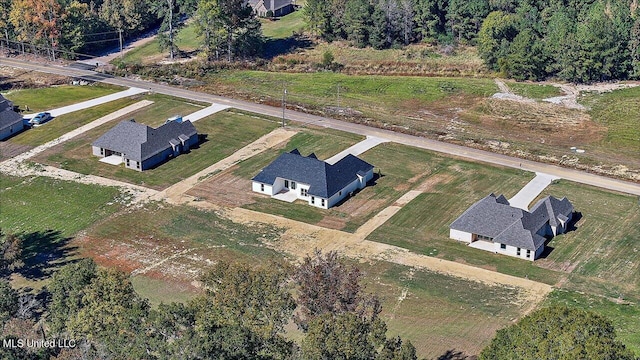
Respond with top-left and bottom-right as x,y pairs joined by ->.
247,0 -> 294,17
449,193 -> 574,260
252,149 -> 374,209
0,95 -> 25,141
92,119 -> 198,171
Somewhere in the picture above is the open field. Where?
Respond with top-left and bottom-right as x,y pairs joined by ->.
2,84 -> 123,112
534,180 -> 640,292
360,260 -> 524,358
364,155 -> 568,285
581,86 -> 640,162
7,98 -> 138,147
0,175 -> 123,238
35,109 -> 279,189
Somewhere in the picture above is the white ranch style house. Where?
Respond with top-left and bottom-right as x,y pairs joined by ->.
251,149 -> 374,209
0,94 -> 24,141
92,119 -> 198,171
450,193 -> 574,261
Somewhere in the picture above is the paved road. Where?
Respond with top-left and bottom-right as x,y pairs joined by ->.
2,57 -> 640,196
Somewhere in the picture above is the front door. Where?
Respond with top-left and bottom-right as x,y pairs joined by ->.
284,180 -> 289,189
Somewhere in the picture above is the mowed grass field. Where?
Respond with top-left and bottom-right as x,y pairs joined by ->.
535,180 -> 640,293
36,107 -> 279,189
8,97 -> 139,147
364,153 -> 564,285
359,260 -> 524,358
261,2 -> 306,39
2,84 -> 124,112
581,86 -> 640,161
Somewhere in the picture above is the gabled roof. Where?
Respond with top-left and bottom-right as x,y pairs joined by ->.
450,194 -> 574,251
0,95 -> 23,130
92,119 -> 197,162
252,149 -> 374,198
247,0 -> 292,11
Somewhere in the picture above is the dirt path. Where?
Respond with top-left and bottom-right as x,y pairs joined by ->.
225,206 -> 552,315
156,128 -> 297,204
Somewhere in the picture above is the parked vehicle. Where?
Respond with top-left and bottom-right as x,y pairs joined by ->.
28,112 -> 52,126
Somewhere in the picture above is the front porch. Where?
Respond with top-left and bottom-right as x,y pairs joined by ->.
272,189 -> 298,203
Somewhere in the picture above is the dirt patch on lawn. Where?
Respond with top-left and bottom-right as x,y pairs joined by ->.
0,66 -> 69,91
187,168 -> 256,207
0,142 -> 32,162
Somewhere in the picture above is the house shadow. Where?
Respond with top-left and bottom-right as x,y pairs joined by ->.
331,172 -> 384,208
16,230 -> 79,281
538,212 -> 582,259
262,34 -> 313,60
436,349 -> 476,360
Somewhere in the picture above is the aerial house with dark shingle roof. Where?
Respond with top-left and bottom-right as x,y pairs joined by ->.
0,94 -> 25,141
92,119 -> 198,171
251,149 -> 374,209
449,193 -> 574,261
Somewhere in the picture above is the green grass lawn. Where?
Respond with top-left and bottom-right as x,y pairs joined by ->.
208,71 -> 497,114
37,109 -> 279,189
120,23 -> 201,64
0,175 -> 123,238
544,289 -> 640,356
507,82 -> 563,99
364,157 -> 566,285
358,260 -> 526,358
2,84 -> 124,112
8,98 -> 139,147
261,2 -> 306,39
535,180 -> 640,291
581,86 -> 640,159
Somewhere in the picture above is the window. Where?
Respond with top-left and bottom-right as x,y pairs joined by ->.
261,184 -> 264,192
291,181 -> 296,190
500,243 -> 506,250
301,188 -> 308,197
126,159 -> 130,166
284,180 -> 289,188
526,250 -> 531,258
136,162 -> 140,169
478,234 -> 494,241
321,199 -> 325,207
517,247 -> 521,256
339,191 -> 342,196
100,148 -> 104,156
311,197 -> 315,204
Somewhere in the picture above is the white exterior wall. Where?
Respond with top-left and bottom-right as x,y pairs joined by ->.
0,122 -> 24,141
252,181 -> 275,196
308,195 -> 328,209
449,229 -> 473,243
92,146 -> 104,157
494,243 -> 536,261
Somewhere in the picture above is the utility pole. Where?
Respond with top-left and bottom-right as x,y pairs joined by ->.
282,87 -> 287,128
119,29 -> 123,57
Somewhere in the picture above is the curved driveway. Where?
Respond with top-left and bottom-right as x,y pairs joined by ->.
2,57 -> 639,196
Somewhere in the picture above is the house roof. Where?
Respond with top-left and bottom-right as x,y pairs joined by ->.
252,149 -> 374,198
247,0 -> 292,11
0,95 -> 23,131
450,193 -> 574,251
92,119 -> 197,162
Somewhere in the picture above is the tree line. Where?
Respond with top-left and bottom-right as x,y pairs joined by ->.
304,0 -> 640,83
0,0 -> 262,61
0,231 -> 636,359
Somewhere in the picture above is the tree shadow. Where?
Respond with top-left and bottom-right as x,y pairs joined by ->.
17,230 -> 79,281
436,349 -> 476,360
262,34 -> 314,60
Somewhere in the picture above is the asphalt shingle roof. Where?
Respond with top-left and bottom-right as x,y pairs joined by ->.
252,149 -> 374,198
0,95 -> 23,131
92,119 -> 197,162
450,193 -> 574,251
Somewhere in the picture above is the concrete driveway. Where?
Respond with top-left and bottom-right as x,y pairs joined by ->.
325,136 -> 388,164
509,172 -> 560,210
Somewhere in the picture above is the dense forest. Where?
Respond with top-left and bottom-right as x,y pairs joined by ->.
1,0 -> 639,82
305,0 -> 640,82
